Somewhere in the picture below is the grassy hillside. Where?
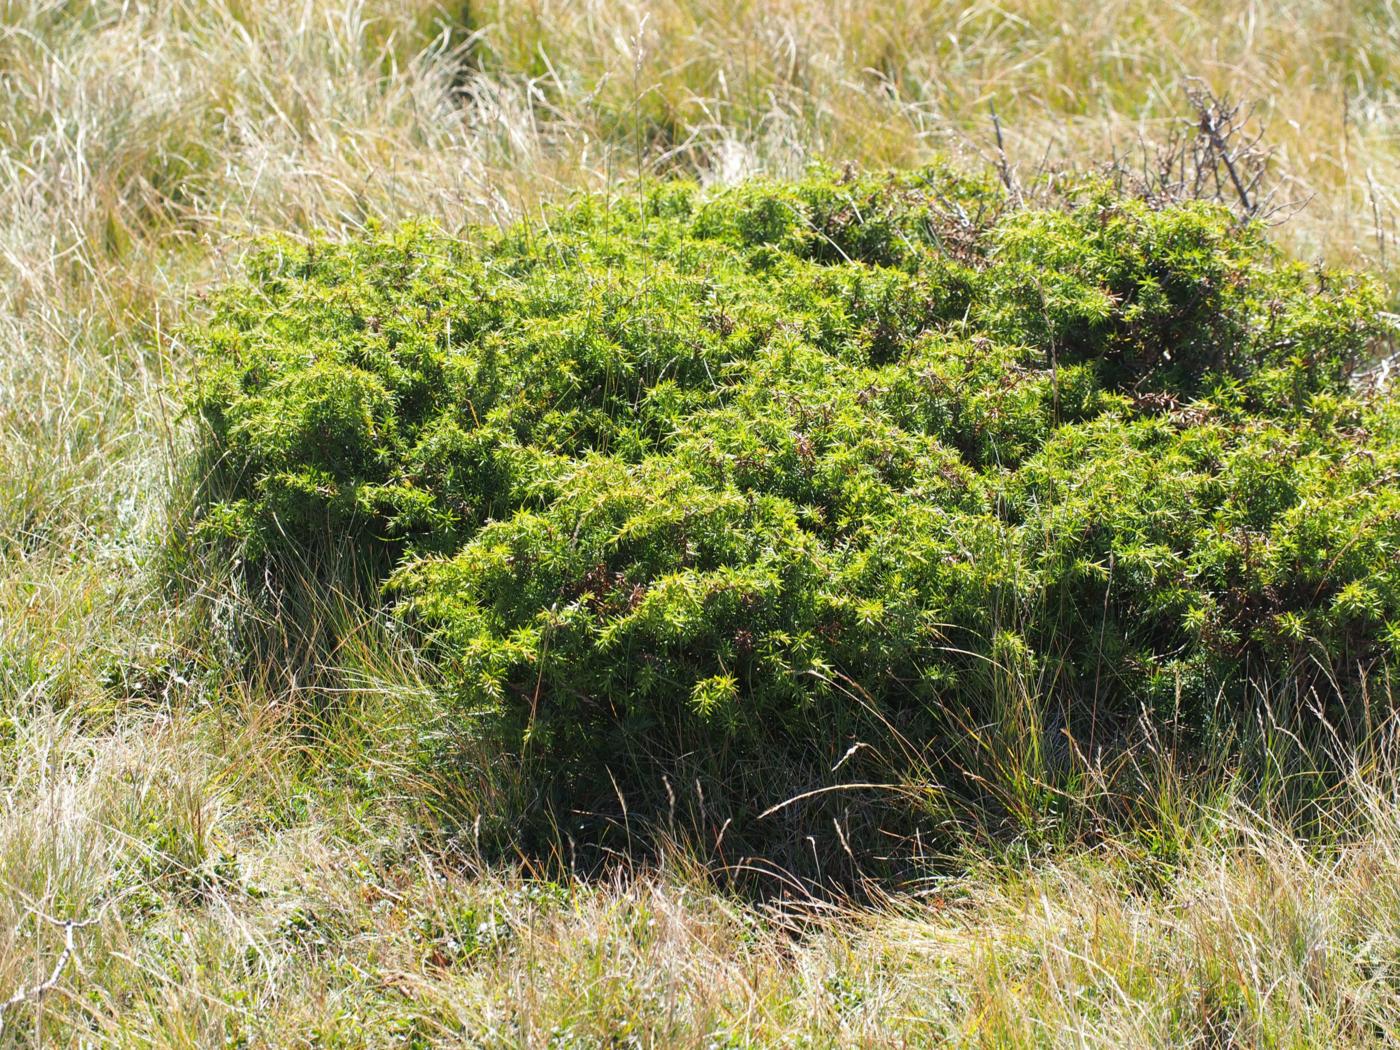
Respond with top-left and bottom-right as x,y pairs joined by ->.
2,1 -> 1400,1045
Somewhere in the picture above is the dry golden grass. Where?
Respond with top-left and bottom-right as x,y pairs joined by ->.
3,0 -> 1400,1044
475,0 -> 1400,273
8,691 -> 1400,1045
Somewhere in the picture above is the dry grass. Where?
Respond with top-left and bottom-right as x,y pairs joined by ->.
474,0 -> 1400,273
3,0 -> 1400,1044
8,696 -> 1400,1045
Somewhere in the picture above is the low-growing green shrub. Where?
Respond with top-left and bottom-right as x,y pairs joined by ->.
188,166 -> 1399,860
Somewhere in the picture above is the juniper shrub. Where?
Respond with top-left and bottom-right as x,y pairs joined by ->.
189,167 -> 1398,850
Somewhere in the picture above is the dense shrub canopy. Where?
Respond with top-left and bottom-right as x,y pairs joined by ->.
190,168 -> 1399,836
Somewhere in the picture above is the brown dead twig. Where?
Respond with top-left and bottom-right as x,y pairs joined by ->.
986,81 -> 1300,225
1124,80 -> 1299,222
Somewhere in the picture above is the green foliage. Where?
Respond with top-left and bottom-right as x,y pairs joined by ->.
188,167 -> 1398,836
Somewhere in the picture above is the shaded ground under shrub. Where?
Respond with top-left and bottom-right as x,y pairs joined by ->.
187,167 -> 1400,878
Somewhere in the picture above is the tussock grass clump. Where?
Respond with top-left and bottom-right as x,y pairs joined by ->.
188,168 -> 1396,860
